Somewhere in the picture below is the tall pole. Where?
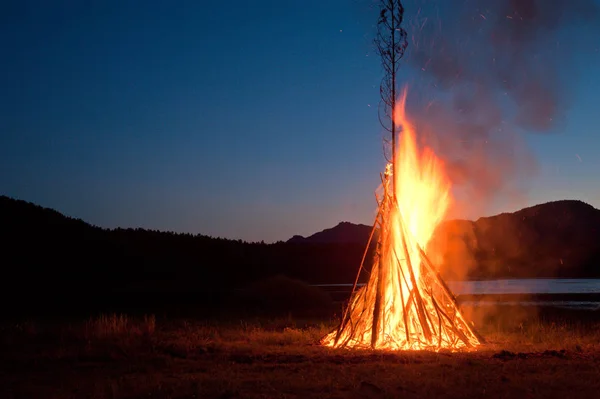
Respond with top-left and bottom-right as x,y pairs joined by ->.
372,0 -> 408,349
375,0 -> 408,193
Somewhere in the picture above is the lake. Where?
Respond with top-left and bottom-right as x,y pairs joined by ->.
315,279 -> 600,310
447,278 -> 600,294
450,279 -> 600,310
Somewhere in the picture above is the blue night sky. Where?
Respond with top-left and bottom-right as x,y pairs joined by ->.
1,0 -> 600,242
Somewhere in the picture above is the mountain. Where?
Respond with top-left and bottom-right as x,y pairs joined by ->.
0,195 -> 113,288
2,194 -> 600,303
0,195 -> 368,295
287,221 -> 374,244
286,199 -> 600,280
435,200 -> 600,280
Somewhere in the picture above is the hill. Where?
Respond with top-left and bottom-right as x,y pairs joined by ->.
1,195 -> 600,317
286,200 -> 600,281
0,195 -> 368,299
436,200 -> 600,280
287,221 -> 374,244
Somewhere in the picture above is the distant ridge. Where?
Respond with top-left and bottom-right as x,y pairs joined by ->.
1,194 -> 599,320
285,199 -> 600,280
287,221 -> 374,244
0,195 -> 370,298
1,194 -> 599,291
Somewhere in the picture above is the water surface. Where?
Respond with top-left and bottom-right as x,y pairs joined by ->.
447,279 -> 600,295
315,279 -> 600,310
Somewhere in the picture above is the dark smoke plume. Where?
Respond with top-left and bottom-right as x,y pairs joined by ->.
401,0 -> 599,212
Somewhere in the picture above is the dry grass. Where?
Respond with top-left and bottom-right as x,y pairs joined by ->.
481,319 -> 600,352
84,313 -> 156,339
2,311 -> 600,399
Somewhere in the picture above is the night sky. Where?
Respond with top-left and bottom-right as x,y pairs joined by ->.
2,0 -> 599,242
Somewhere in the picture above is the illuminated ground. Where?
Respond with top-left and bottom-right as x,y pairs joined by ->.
2,311 -> 600,399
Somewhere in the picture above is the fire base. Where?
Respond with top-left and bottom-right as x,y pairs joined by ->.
322,170 -> 482,351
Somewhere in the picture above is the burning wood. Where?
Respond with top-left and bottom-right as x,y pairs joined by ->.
321,89 -> 481,351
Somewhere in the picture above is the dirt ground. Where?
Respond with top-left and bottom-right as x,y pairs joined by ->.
2,313 -> 600,399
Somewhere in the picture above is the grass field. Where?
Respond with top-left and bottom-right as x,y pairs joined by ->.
2,308 -> 600,399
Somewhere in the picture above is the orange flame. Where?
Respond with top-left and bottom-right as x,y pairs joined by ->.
321,87 -> 480,351
392,88 -> 451,283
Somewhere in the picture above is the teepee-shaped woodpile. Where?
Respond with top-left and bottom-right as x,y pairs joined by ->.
321,90 -> 482,351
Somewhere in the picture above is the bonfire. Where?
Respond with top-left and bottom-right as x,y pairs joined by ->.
321,88 -> 481,351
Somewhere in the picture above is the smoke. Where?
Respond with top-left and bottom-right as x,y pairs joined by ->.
401,0 -> 599,213
401,0 -> 599,289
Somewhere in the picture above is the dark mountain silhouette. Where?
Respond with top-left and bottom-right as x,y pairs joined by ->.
433,200 -> 600,280
1,195 -> 599,317
287,221 -> 374,244
0,195 -> 369,316
286,199 -> 600,280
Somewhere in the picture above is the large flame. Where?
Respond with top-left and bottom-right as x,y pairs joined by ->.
392,88 -> 451,284
321,87 -> 480,351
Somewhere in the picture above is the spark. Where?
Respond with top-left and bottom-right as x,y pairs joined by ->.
421,58 -> 432,72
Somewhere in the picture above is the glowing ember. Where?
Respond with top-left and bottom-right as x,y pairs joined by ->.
321,87 -> 481,351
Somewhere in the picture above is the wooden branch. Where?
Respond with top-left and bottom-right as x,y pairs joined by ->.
417,245 -> 486,344
398,215 -> 432,342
